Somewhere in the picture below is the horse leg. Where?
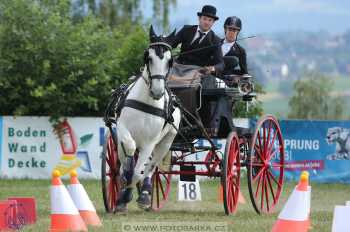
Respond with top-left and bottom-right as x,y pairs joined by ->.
115,124 -> 137,213
138,131 -> 177,210
122,145 -> 154,210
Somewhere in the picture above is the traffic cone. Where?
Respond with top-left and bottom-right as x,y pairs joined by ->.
67,170 -> 102,227
50,170 -> 87,232
218,183 -> 246,204
54,154 -> 81,176
271,171 -> 311,232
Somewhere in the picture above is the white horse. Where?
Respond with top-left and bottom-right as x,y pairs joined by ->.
115,26 -> 181,212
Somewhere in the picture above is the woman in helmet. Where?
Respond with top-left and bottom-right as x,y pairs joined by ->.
221,16 -> 248,76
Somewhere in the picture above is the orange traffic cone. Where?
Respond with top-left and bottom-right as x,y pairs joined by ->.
218,183 -> 246,204
50,170 -> 87,232
218,184 -> 223,202
271,171 -> 311,232
67,170 -> 102,227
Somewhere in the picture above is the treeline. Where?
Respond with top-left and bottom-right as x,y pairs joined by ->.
0,0 -> 155,120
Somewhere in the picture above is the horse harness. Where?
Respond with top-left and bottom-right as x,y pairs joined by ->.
116,76 -> 176,129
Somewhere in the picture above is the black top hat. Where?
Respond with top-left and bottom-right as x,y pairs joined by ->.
197,5 -> 219,21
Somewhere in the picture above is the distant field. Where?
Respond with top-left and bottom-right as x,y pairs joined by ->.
0,179 -> 349,231
261,76 -> 350,119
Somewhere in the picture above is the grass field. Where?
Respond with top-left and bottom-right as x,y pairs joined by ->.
0,178 -> 349,232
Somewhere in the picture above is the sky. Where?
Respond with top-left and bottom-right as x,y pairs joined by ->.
141,0 -> 350,36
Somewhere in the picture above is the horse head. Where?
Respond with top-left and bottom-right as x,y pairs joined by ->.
143,25 -> 176,100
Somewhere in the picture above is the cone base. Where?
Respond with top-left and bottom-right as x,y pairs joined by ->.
238,191 -> 246,204
50,214 -> 87,232
80,210 -> 102,227
272,219 -> 309,232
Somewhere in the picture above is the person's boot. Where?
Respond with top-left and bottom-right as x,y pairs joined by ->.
136,177 -> 152,210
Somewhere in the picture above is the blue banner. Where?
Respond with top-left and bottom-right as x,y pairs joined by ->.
279,120 -> 350,183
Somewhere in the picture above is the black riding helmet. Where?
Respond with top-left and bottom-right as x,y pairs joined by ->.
224,16 -> 242,31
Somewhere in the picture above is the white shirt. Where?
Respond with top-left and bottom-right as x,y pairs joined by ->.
191,26 -> 210,44
221,39 -> 235,55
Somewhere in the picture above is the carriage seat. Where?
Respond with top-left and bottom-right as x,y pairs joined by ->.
168,64 -> 203,113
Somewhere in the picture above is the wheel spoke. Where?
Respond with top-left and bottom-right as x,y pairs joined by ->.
254,170 -> 263,197
262,126 -> 266,158
267,169 -> 281,188
271,162 -> 283,168
156,174 -> 160,207
267,130 -> 278,157
266,149 -> 278,163
260,170 -> 265,211
251,162 -> 264,167
253,167 -> 265,182
257,131 -> 263,156
230,183 -> 236,210
265,121 -> 272,154
227,183 -> 232,210
158,174 -> 166,199
266,170 -> 276,204
264,172 -> 270,212
108,180 -> 115,209
254,145 -> 265,163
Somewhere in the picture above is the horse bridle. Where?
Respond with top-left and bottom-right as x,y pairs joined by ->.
143,42 -> 173,99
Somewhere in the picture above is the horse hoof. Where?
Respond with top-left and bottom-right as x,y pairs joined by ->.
114,203 -> 128,214
118,188 -> 133,204
137,192 -> 151,210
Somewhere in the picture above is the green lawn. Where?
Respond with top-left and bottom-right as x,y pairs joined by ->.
0,178 -> 349,231
262,76 -> 350,119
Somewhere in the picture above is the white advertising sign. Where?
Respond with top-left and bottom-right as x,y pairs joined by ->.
0,117 -> 248,179
0,116 -> 107,179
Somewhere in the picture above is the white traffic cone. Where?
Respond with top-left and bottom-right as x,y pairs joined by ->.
67,170 -> 102,227
50,170 -> 87,232
271,171 -> 311,232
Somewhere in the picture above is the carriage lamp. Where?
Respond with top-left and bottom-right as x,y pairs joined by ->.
57,120 -> 77,154
239,78 -> 254,95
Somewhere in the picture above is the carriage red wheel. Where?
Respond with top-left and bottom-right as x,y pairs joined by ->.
101,132 -> 121,213
247,115 -> 284,214
151,167 -> 172,211
222,131 -> 241,215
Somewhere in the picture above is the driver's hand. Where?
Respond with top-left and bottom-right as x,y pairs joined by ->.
206,66 -> 215,74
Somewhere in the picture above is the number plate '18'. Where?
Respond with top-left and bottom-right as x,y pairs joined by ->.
177,179 -> 202,201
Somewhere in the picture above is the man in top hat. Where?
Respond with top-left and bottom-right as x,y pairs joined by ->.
171,5 -> 224,75
221,16 -> 248,76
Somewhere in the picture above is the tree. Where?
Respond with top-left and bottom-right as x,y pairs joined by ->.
73,0 -> 176,31
233,83 -> 264,118
288,73 -> 345,120
0,0 -> 148,122
152,0 -> 177,32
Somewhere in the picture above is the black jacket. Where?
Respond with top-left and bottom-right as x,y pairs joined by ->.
222,40 -> 248,75
171,25 -> 224,73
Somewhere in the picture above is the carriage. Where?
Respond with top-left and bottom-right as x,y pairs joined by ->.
101,67 -> 285,215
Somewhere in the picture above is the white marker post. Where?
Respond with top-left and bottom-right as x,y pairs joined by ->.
177,179 -> 202,201
332,205 -> 350,232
